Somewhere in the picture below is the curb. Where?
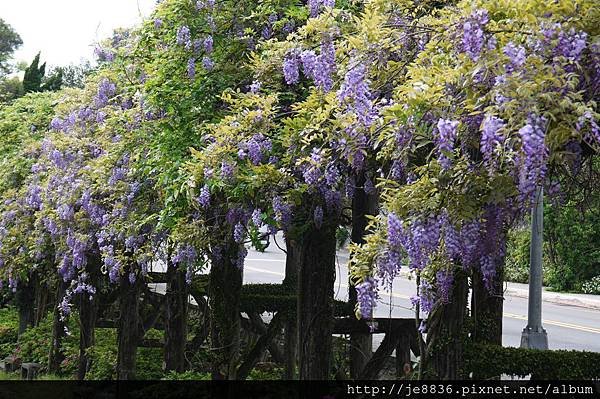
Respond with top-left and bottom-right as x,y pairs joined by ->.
505,288 -> 600,311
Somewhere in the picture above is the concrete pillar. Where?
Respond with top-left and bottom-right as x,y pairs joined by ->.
520,186 -> 548,350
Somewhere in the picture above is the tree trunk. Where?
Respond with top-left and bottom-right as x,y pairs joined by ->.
116,272 -> 142,380
297,223 -> 337,380
471,266 -> 504,346
283,233 -> 298,380
470,265 -> 504,379
209,241 -> 243,380
164,260 -> 189,373
17,274 -> 36,335
424,272 -> 469,379
349,171 -> 375,379
48,280 -> 68,373
77,256 -> 100,380
34,275 -> 49,327
77,286 -> 98,380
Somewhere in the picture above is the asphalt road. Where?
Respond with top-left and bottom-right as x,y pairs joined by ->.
242,236 -> 600,353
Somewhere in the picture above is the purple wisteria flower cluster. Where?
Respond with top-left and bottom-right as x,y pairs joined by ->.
355,276 -> 378,318
307,0 -> 335,18
338,60 -> 376,127
480,115 -> 505,174
435,119 -> 459,170
282,34 -> 336,91
238,133 -> 272,165
461,9 -> 490,61
503,42 -> 527,74
518,114 -> 548,206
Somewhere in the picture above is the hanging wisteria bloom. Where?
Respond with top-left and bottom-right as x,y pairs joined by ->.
176,26 -> 191,47
387,213 -> 405,249
435,119 -> 459,170
308,0 -> 335,18
220,161 -> 234,179
95,78 -> 117,108
283,51 -> 300,85
313,206 -> 323,229
363,176 -> 376,195
251,209 -> 263,227
412,279 -> 436,313
198,184 -> 210,208
436,270 -> 454,304
300,50 -> 317,79
576,111 -> 600,144
338,59 -> 376,127
503,42 -> 526,74
518,115 -> 548,206
540,24 -> 588,63
405,216 -> 441,270
314,35 -> 336,92
355,276 -> 378,318
273,196 -> 292,228
202,56 -> 214,71
376,249 -> 402,287
461,9 -> 489,61
233,223 -> 245,243
187,58 -> 196,79
249,81 -> 262,93
203,35 -> 213,53
480,115 -> 505,173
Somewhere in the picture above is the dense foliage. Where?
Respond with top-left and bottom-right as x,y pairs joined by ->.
0,0 -> 598,381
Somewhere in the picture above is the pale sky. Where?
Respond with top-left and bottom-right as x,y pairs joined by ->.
1,0 -> 156,68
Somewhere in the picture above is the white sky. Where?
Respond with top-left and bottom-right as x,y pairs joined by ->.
1,0 -> 156,68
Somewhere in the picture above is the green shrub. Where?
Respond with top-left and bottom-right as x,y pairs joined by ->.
504,227 -> 550,285
85,328 -> 165,380
581,275 -> 600,294
544,177 -> 600,292
162,370 -> 211,380
0,307 -> 18,354
464,344 -> 600,379
15,313 -> 79,375
505,228 -> 532,284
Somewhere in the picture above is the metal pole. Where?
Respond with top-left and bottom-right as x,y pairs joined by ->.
520,186 -> 548,350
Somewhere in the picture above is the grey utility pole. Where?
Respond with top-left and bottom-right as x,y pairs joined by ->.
520,186 -> 549,350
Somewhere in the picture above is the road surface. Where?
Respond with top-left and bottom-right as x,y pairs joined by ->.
242,236 -> 600,353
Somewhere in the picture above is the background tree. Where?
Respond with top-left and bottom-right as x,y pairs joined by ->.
22,52 -> 47,93
0,18 -> 22,76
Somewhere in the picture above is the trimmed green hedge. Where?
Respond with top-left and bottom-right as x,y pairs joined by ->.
240,283 -> 352,316
465,344 -> 600,379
